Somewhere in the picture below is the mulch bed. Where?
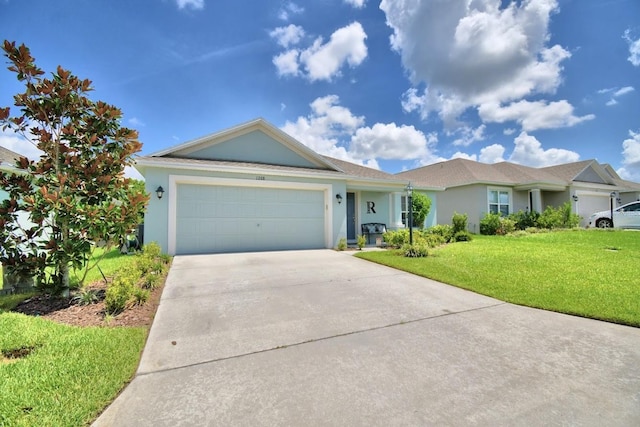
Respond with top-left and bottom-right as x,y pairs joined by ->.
11,281 -> 164,328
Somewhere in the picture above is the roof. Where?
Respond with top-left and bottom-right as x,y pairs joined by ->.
0,146 -> 21,165
321,156 -> 399,181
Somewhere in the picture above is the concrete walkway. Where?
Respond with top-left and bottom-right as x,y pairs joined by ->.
93,250 -> 640,426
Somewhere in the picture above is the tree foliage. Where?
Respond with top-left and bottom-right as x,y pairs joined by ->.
411,192 -> 432,228
0,41 -> 148,294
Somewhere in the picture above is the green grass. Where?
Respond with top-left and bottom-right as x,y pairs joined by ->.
357,230 -> 640,327
0,248 -> 150,426
0,313 -> 146,426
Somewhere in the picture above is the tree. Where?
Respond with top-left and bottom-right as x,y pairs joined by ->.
411,192 -> 432,228
0,41 -> 148,295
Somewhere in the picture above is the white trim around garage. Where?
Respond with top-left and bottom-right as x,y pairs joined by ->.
167,174 -> 333,255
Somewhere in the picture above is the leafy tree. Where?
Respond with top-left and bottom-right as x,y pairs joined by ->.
410,192 -> 432,228
0,41 -> 148,295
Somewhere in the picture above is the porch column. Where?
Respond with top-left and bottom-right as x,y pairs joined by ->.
530,189 -> 542,213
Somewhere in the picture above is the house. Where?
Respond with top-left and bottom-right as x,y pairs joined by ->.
0,146 -> 22,203
135,118 -> 440,255
397,158 -> 640,231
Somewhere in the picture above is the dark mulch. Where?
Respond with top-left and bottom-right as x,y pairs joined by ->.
11,281 -> 164,328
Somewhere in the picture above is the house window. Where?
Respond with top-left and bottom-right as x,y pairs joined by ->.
401,195 -> 408,226
488,189 -> 511,216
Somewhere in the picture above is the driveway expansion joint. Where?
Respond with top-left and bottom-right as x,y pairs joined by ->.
138,301 -> 507,377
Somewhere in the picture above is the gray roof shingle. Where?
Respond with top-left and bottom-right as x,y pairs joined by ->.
0,146 -> 22,165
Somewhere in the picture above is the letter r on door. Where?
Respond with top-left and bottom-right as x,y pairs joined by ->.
366,201 -> 376,214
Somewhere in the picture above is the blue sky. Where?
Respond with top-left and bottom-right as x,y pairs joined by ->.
1,0 -> 639,180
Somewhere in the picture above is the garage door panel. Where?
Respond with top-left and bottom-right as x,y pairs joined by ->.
175,184 -> 325,254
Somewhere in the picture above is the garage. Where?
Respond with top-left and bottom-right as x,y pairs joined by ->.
174,182 -> 326,254
576,193 -> 611,226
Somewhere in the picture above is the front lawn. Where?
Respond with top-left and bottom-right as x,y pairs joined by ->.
0,247 -> 165,426
356,230 -> 640,327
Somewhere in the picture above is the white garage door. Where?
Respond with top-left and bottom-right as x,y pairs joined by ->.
577,194 -> 610,227
175,184 -> 325,254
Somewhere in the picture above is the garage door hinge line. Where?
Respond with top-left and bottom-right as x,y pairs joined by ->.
138,302 -> 506,377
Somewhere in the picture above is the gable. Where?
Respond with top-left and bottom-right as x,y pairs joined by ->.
574,165 -> 610,185
169,130 -> 321,168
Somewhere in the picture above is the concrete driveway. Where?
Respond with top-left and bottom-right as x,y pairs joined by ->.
94,250 -> 640,426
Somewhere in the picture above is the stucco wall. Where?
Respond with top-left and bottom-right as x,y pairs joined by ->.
436,184 -> 486,233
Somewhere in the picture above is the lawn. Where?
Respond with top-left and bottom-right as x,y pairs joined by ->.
0,248 -> 151,427
356,230 -> 640,327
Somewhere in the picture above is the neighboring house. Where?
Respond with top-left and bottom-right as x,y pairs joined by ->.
397,158 -> 640,231
135,119 -> 439,255
0,146 -> 22,203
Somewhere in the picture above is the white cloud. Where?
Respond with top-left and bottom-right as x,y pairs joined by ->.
615,86 -> 635,97
381,0 -> 584,131
451,152 -> 477,161
617,130 -> 640,180
0,128 -> 43,161
452,124 -> 485,147
478,100 -> 595,131
281,95 -> 440,166
606,99 -> 618,107
624,29 -> 640,66
273,50 -> 300,77
600,85 -> 635,106
503,128 -> 516,135
176,0 -> 204,10
508,131 -> 579,167
273,22 -> 368,81
269,25 -> 305,48
345,0 -> 366,8
279,2 -> 304,21
128,117 -> 145,127
479,144 -> 506,164
351,123 -> 432,160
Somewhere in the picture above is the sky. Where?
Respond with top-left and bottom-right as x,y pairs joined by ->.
1,0 -> 639,181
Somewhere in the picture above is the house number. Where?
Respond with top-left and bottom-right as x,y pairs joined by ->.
256,176 -> 265,180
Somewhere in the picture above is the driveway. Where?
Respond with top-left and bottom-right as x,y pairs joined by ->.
94,250 -> 640,426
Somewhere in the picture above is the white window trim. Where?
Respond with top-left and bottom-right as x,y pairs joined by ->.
487,187 -> 512,216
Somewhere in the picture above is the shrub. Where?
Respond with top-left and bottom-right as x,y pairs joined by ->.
411,192 -> 432,228
537,203 -> 580,229
105,275 -> 136,315
132,287 -> 150,305
336,237 -> 347,251
142,242 -> 162,258
509,210 -> 540,230
141,273 -> 162,290
480,213 -> 502,235
383,229 -> 409,248
356,234 -> 366,250
423,233 -> 446,247
401,243 -> 429,258
453,230 -> 473,242
72,288 -> 101,306
451,212 -> 468,234
426,224 -> 453,242
498,218 -> 516,235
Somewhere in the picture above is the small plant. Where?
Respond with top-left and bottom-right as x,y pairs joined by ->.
104,275 -> 136,315
132,287 -> 150,306
426,224 -> 453,242
401,243 -> 429,258
480,213 -> 502,235
356,234 -> 366,250
383,229 -> 409,247
141,273 -> 162,290
72,288 -> 102,306
336,237 -> 347,251
453,230 -> 473,242
451,212 -> 468,234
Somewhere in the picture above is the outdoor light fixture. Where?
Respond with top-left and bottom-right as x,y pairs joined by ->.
572,194 -> 579,202
406,182 -> 413,245
156,186 -> 165,200
336,193 -> 343,204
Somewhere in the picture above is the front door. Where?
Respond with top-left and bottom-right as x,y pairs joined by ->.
347,192 -> 356,240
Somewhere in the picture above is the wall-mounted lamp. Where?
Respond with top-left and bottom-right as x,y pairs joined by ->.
617,197 -> 622,204
336,193 -> 343,204
572,194 -> 579,202
156,186 -> 165,200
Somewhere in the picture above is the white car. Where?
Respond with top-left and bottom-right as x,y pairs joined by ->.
588,201 -> 640,229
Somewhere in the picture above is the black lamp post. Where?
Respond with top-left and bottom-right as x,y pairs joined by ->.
406,182 -> 413,245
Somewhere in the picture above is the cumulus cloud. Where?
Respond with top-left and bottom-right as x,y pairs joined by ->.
345,0 -> 366,8
479,144 -> 506,164
478,100 -> 595,131
381,0 -> 586,131
452,124 -> 486,147
269,24 -> 305,48
281,95 -> 439,167
175,0 -> 204,10
617,130 -> 640,180
508,131 -> 579,167
273,22 -> 368,81
624,29 -> 640,66
278,2 -> 304,21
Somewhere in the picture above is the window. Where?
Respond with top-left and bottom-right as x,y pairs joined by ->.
488,189 -> 510,216
401,195 -> 408,226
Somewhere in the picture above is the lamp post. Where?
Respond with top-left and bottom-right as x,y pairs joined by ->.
610,191 -> 616,227
406,182 -> 413,245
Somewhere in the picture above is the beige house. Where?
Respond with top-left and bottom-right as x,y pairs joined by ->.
397,158 -> 640,231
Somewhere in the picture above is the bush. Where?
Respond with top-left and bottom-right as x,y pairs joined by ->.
401,243 -> 429,258
357,234 -> 366,250
105,275 -> 136,315
538,202 -> 580,229
509,210 -> 540,230
453,230 -> 473,242
423,233 -> 446,247
451,212 -> 468,234
480,213 -> 502,235
411,192 -> 432,228
426,224 -> 453,242
383,229 -> 409,248
336,237 -> 347,251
